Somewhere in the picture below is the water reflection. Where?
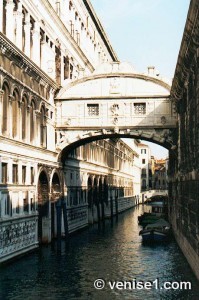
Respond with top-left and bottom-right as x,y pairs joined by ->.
0,205 -> 199,300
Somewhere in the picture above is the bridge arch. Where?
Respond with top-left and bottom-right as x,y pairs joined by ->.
57,130 -> 176,163
55,62 -> 177,162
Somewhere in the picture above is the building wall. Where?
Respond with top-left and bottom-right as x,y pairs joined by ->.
138,143 -> 151,191
154,159 -> 167,190
0,0 -> 118,263
63,139 -> 141,234
170,0 -> 199,280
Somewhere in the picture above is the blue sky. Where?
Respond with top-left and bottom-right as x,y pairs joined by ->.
90,0 -> 190,158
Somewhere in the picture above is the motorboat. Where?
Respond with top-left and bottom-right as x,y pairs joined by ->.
139,219 -> 171,242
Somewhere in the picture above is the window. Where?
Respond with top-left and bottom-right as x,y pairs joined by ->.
142,159 -> 146,164
5,194 -> 11,216
23,198 -> 29,213
55,46 -> 61,85
30,198 -> 35,211
40,106 -> 47,147
13,164 -> 18,184
134,103 -> 146,115
31,167 -> 34,184
64,56 -> 70,79
22,166 -> 26,184
69,1 -> 72,10
2,163 -> 8,184
21,96 -> 27,141
141,149 -> 146,154
87,104 -> 99,116
12,90 -> 19,138
16,199 -> 20,214
70,63 -> 73,79
30,101 -> 35,143
3,0 -> 6,34
142,168 -> 146,175
2,82 -> 9,134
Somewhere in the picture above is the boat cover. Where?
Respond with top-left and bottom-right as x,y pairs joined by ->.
145,219 -> 170,229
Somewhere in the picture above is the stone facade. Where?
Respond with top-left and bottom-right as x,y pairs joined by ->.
0,0 -> 141,263
63,139 -> 141,234
154,159 -> 168,190
170,0 -> 199,280
138,143 -> 152,191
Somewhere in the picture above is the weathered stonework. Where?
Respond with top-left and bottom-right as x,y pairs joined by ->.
170,0 -> 199,281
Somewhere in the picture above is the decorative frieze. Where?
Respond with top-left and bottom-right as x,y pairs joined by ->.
0,215 -> 38,261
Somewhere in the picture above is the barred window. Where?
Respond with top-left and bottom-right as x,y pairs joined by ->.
13,164 -> 18,184
134,103 -> 146,115
2,163 -> 8,184
22,166 -> 26,184
87,104 -> 99,116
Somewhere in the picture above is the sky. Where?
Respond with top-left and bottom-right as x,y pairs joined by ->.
90,0 -> 190,159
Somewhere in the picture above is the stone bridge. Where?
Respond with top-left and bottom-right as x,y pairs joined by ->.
55,62 -> 177,159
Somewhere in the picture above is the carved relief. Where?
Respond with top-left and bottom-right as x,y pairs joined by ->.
0,217 -> 38,258
111,103 -> 119,115
161,116 -> 166,125
109,77 -> 120,94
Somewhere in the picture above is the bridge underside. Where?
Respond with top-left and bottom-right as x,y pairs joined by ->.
56,127 -> 177,162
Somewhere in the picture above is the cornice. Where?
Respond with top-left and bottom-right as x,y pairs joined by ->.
0,33 -> 59,91
0,67 -> 55,109
82,0 -> 118,62
27,0 -> 95,72
56,72 -> 171,99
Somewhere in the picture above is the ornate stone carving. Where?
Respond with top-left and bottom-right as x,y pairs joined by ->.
112,117 -> 118,125
0,216 -> 38,259
111,103 -> 119,115
161,116 -> 166,124
109,77 -> 120,94
64,118 -> 71,125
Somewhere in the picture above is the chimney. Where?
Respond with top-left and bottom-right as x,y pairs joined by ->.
147,66 -> 155,75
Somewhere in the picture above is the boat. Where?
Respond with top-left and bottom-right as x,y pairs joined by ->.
138,214 -> 160,227
139,219 -> 171,242
145,195 -> 168,204
138,199 -> 168,227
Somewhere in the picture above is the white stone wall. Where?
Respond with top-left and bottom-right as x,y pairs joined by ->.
0,0 -> 116,85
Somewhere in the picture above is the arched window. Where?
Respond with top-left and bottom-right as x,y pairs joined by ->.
21,96 -> 27,141
12,89 -> 19,138
40,106 -> 46,147
63,56 -> 70,80
2,82 -> 9,134
30,100 -> 35,143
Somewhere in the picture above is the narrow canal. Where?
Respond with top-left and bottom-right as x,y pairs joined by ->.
0,205 -> 199,300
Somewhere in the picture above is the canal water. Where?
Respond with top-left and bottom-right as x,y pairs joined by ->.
0,205 -> 199,300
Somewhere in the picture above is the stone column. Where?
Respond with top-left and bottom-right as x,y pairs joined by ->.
5,0 -> 15,42
0,90 -> 3,136
14,1 -> 23,50
31,22 -> 40,66
24,12 -> 31,57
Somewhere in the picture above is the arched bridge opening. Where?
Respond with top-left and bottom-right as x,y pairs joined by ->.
58,130 -> 177,163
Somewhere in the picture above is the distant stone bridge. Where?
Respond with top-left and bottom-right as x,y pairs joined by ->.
55,62 -> 177,159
